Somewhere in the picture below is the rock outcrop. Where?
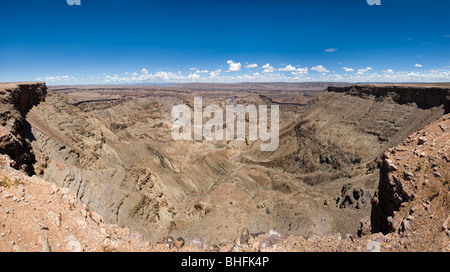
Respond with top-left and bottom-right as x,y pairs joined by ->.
0,154 -> 153,252
345,84 -> 450,114
371,114 -> 450,237
0,82 -> 47,174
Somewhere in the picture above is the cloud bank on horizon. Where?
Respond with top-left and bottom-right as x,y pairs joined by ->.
0,0 -> 449,84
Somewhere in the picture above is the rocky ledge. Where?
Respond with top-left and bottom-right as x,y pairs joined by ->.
0,82 -> 47,174
371,113 -> 450,243
328,84 -> 450,114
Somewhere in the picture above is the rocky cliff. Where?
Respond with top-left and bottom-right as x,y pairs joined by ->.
0,82 -> 47,174
342,84 -> 450,114
371,114 -> 449,236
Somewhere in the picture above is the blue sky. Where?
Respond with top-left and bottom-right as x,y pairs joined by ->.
0,0 -> 449,84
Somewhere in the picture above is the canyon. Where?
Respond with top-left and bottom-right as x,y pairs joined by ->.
0,81 -> 449,251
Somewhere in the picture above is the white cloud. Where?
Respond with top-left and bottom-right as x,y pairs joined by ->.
141,68 -> 149,75
311,65 -> 330,73
324,48 -> 338,53
278,64 -> 308,75
278,64 -> 297,72
97,64 -> 450,84
209,69 -> 222,78
188,73 -> 200,80
262,63 -> 275,73
356,67 -> 373,75
414,63 -> 423,68
104,74 -> 120,82
443,35 -> 450,38
152,71 -> 181,80
104,70 -> 188,83
292,67 -> 309,75
46,76 -> 61,82
277,64 -> 308,75
40,75 -> 78,82
227,60 -> 241,72
244,63 -> 258,69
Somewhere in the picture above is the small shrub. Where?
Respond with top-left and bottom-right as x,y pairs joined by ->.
13,179 -> 23,187
0,177 -> 11,188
